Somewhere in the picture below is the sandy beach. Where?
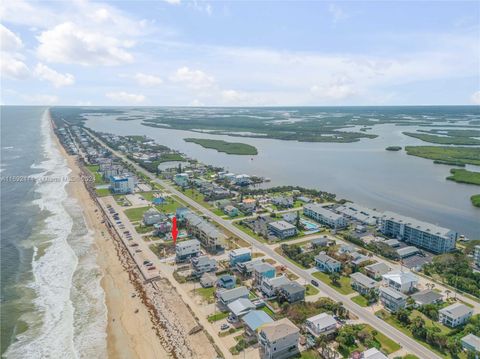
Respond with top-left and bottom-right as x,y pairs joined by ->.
54,127 -> 170,359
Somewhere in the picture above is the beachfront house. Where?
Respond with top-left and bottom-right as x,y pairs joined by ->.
227,298 -> 256,321
254,263 -> 276,285
379,287 -> 407,312
237,259 -> 264,277
191,255 -> 217,275
229,248 -> 252,266
382,271 -> 418,294
242,310 -> 274,338
305,313 -> 338,337
218,286 -> 249,307
315,253 -> 341,273
410,290 -> 443,307
217,274 -> 236,289
303,204 -> 347,229
267,220 -> 298,240
174,173 -> 189,187
258,318 -> 300,359
350,272 -> 379,296
461,333 -> 480,357
439,303 -> 473,328
142,208 -> 165,225
278,282 -> 305,303
261,276 -> 291,298
364,262 -> 390,280
200,272 -> 217,288
175,239 -> 201,262
361,348 -> 388,359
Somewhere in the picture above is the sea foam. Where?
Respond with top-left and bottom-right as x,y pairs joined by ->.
4,110 -> 107,359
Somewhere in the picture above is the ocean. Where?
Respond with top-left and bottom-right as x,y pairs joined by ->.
0,107 -> 107,358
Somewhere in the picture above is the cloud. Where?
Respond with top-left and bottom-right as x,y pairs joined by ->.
0,24 -> 23,51
170,66 -> 215,89
471,91 -> 480,105
328,4 -> 349,23
310,76 -> 358,101
191,1 -> 212,15
37,22 -> 134,66
190,99 -> 204,106
164,0 -> 181,4
134,72 -> 163,86
1,53 -> 29,80
34,63 -> 75,87
106,91 -> 146,103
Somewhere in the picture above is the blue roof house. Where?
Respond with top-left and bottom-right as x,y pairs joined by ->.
242,310 -> 274,337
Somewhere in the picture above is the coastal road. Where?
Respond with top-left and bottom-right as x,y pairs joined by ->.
87,129 -> 441,359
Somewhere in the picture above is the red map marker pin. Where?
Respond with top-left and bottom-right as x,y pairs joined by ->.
171,216 -> 178,245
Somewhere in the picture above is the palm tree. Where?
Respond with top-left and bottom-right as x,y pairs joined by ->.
330,272 -> 341,285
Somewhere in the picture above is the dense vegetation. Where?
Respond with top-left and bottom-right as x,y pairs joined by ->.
238,185 -> 337,202
446,169 -> 480,186
184,138 -> 258,155
280,243 -> 322,268
280,297 -> 348,325
423,253 -> 480,298
470,194 -> 480,208
403,132 -> 480,145
404,146 -> 480,166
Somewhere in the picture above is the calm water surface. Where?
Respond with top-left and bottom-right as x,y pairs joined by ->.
85,115 -> 480,238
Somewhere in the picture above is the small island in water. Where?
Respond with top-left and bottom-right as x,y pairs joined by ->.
385,146 -> 402,151
184,138 -> 258,155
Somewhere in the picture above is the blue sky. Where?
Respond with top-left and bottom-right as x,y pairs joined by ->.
1,0 -> 479,106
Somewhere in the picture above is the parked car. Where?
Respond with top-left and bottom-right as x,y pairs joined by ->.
220,324 -> 229,330
147,266 -> 156,270
311,280 -> 319,287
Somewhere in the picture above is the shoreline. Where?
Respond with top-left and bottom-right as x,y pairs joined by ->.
51,117 -> 170,358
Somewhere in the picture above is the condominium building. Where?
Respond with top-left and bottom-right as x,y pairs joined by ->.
303,204 -> 347,229
380,211 -> 457,254
184,212 -> 226,252
267,220 -> 298,239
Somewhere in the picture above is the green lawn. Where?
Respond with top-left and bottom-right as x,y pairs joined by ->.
471,194 -> 480,208
182,188 -> 215,209
207,311 -> 229,322
85,164 -> 107,185
135,224 -> 154,234
124,206 -> 150,221
312,271 -> 354,295
95,188 -> 111,197
351,295 -> 369,307
261,305 -> 276,318
233,223 -> 267,243
155,198 -> 184,214
194,286 -> 215,303
305,284 -> 319,296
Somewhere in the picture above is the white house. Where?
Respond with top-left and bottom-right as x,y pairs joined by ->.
315,253 -> 341,273
439,303 -> 473,328
361,348 -> 388,359
261,276 -> 291,298
382,271 -> 418,294
305,313 -> 338,337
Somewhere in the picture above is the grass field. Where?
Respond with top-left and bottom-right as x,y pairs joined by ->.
124,206 -> 150,221
184,138 -> 258,155
85,164 -> 107,185
207,311 -> 229,322
95,188 -> 111,197
403,132 -> 480,145
351,295 -> 369,307
155,197 -> 184,214
194,286 -> 215,303
312,271 -> 354,295
405,146 -> 480,166
447,168 -> 480,186
305,284 -> 319,296
471,194 -> 480,208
